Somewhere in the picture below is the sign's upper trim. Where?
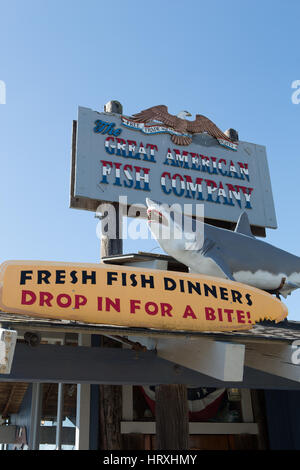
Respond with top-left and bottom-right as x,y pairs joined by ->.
123,105 -> 238,150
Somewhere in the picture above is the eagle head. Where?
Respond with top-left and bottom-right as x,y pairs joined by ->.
176,110 -> 192,120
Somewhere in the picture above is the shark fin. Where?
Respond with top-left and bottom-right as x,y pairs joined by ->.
199,239 -> 235,281
235,212 -> 254,238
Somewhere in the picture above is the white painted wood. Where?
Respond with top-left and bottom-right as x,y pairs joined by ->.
56,334 -> 65,450
75,385 -> 91,449
129,260 -> 168,270
55,383 -> 64,450
121,421 -> 258,435
245,343 -> 300,383
240,388 -> 254,422
156,337 -> 245,382
0,329 -> 17,374
75,334 -> 91,450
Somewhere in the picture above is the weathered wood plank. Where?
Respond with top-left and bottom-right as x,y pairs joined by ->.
156,337 -> 245,382
251,390 -> 269,450
155,384 -> 189,450
1,343 -> 300,389
98,336 -> 122,450
120,421 -> 259,435
245,342 -> 300,382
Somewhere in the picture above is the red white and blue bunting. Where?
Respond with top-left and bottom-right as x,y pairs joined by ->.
141,386 -> 226,421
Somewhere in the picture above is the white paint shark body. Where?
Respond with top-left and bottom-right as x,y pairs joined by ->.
146,198 -> 300,297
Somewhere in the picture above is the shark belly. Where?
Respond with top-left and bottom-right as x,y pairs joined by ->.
169,250 -> 228,279
170,244 -> 300,297
233,269 -> 300,295
233,270 -> 285,290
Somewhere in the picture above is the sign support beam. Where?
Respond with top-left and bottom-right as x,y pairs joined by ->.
98,101 -> 123,451
156,384 -> 189,450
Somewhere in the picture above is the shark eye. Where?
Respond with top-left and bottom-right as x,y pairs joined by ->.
147,209 -> 168,226
158,212 -> 169,226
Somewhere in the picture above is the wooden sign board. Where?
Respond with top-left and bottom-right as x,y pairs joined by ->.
70,106 -> 277,235
0,261 -> 287,332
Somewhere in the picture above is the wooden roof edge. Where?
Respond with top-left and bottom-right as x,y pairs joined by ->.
0,312 -> 299,344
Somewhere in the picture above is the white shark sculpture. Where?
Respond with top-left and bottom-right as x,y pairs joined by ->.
146,198 -> 300,298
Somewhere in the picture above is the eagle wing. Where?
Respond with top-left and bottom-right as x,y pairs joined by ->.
131,105 -> 178,128
187,114 -> 232,141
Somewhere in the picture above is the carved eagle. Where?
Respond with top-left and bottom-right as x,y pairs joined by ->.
131,104 -> 234,146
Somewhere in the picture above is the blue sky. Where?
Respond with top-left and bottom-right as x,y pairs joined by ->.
1,0 -> 300,319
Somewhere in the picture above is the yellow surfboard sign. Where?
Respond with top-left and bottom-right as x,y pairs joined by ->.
0,260 -> 288,332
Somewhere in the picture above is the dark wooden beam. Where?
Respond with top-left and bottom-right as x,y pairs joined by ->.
2,343 -> 300,390
98,336 -> 122,450
156,384 -> 189,449
251,390 -> 270,449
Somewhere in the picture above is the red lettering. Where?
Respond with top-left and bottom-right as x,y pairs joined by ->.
183,305 -> 197,319
224,309 -> 234,322
205,307 -> 216,321
201,155 -> 210,166
127,139 -> 137,149
116,137 -> 126,146
57,294 -> 72,308
160,303 -> 173,317
237,310 -> 245,323
21,290 -> 36,305
145,302 -> 158,315
39,291 -> 53,307
146,143 -> 158,153
217,308 -> 223,321
130,299 -> 141,314
74,295 -> 87,310
205,179 -> 218,190
105,297 -> 120,312
98,296 -> 121,312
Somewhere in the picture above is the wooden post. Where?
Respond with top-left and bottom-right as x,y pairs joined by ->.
250,390 -> 269,450
98,100 -> 123,450
98,336 -> 122,450
155,384 -> 189,450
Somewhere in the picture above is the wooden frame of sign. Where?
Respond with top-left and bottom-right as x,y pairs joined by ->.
69,119 -> 266,237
